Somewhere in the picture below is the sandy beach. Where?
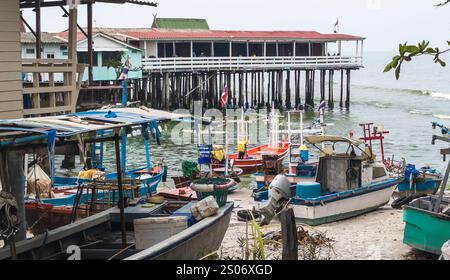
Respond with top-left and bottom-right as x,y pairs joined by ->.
218,188 -> 438,260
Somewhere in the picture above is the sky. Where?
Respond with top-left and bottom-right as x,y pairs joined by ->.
22,0 -> 450,52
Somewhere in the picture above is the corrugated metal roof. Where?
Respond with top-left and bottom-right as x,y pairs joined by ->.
123,29 -> 364,41
21,32 -> 66,44
152,18 -> 210,30
0,107 -> 190,146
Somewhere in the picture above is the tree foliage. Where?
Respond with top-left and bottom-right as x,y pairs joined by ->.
384,1 -> 450,79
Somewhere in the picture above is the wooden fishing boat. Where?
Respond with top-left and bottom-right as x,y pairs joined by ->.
394,166 -> 442,199
255,135 -> 402,225
227,142 -> 290,173
401,122 -> 450,255
403,195 -> 450,255
0,201 -> 234,260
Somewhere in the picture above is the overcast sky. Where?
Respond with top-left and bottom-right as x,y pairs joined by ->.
22,0 -> 450,52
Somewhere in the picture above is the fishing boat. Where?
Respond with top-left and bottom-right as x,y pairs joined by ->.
1,201 -> 234,260
393,165 -> 442,200
256,135 -> 402,225
254,109 -> 324,190
11,107 -> 188,233
227,142 -> 290,173
402,122 -> 450,255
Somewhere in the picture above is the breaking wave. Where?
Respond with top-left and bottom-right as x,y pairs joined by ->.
353,84 -> 450,99
433,114 -> 450,120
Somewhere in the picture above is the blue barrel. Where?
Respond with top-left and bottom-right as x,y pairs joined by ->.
300,150 -> 309,162
296,182 -> 321,199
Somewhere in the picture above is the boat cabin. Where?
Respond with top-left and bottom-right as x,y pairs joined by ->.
300,135 -> 389,194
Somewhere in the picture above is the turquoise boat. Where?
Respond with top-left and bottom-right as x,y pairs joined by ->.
403,195 -> 450,255
402,122 -> 450,255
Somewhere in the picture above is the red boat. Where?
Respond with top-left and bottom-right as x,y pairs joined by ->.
227,142 -> 290,173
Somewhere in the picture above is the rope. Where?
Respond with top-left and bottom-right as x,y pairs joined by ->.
0,191 -> 19,241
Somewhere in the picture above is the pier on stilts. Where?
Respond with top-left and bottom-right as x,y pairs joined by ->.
118,26 -> 365,111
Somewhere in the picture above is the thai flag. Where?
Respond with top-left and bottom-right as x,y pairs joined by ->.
318,99 -> 326,111
220,84 -> 229,109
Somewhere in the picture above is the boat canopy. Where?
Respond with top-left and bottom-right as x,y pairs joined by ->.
304,135 -> 363,146
0,107 -> 191,147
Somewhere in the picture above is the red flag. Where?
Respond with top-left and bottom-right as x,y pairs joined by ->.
220,84 -> 229,108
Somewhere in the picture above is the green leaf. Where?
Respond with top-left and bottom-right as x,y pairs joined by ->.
395,65 -> 401,80
405,45 -> 419,53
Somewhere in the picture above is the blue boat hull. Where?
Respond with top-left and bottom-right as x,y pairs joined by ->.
38,167 -> 166,207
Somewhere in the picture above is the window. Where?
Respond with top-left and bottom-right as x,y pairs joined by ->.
46,53 -> 55,59
26,48 -> 35,54
102,51 -> 122,65
77,52 -> 98,66
60,45 -> 68,51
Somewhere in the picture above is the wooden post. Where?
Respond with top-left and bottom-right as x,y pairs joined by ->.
305,70 -> 309,106
320,70 -> 325,101
285,70 -> 291,109
261,71 -> 265,108
310,70 -> 315,107
278,70 -> 283,109
35,0 -> 42,59
328,70 -> 334,108
245,72 -> 249,108
87,1 -> 93,85
340,69 -> 344,107
239,72 -> 243,107
345,69 -> 351,108
279,208 -> 298,260
114,132 -> 127,248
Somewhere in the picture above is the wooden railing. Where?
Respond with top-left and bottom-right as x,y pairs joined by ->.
142,56 -> 363,72
21,59 -> 85,117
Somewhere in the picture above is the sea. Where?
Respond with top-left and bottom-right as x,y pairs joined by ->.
57,51 -> 450,187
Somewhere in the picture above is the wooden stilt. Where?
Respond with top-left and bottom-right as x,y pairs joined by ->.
345,69 -> 351,109
340,69 -> 344,107
285,70 -> 291,109
328,70 -> 334,109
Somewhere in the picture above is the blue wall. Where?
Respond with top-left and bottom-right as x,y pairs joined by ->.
81,49 -> 142,81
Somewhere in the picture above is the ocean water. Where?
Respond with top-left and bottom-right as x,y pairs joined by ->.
58,52 -> 450,184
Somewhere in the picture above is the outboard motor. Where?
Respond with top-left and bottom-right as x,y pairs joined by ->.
259,175 -> 291,226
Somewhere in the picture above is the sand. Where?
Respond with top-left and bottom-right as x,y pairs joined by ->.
219,188 -> 436,260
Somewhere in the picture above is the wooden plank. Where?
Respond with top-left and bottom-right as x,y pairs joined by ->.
0,91 -> 22,102
0,109 -> 22,119
0,52 -> 21,62
22,85 -> 74,94
0,41 -> 20,52
23,105 -> 73,116
0,0 -> 19,12
22,66 -> 73,73
0,21 -> 20,32
0,100 -> 23,112
0,11 -> 20,22
0,80 -> 22,92
0,71 -> 21,82
0,62 -> 21,72
0,32 -> 20,42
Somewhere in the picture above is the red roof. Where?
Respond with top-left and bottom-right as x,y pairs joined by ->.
56,28 -> 363,42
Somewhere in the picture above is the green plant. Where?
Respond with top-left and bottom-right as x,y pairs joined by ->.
384,1 -> 449,79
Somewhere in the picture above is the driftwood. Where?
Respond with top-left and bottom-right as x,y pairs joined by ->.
279,208 -> 298,260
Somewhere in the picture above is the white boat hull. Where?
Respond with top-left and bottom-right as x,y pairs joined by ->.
292,185 -> 396,225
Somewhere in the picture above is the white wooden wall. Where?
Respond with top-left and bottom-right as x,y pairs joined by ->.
0,0 -> 23,119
